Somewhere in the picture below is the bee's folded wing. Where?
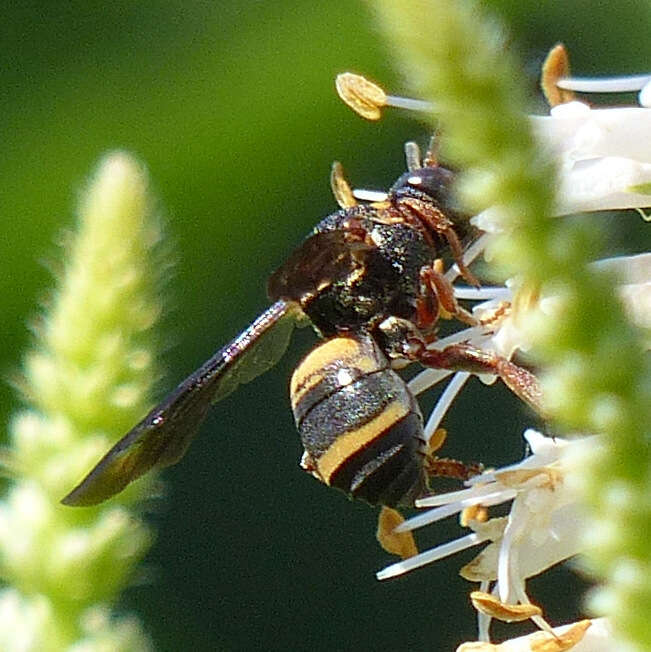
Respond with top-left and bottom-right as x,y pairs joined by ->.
61,300 -> 302,506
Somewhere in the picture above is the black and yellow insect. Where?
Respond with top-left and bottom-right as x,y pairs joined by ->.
62,143 -> 540,509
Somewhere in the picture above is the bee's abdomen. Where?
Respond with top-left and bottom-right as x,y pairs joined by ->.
290,335 -> 426,507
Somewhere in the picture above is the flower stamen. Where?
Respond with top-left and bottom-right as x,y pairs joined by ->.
335,72 -> 434,120
558,73 -> 651,91
541,43 -> 575,108
422,372 -> 471,443
352,188 -> 389,202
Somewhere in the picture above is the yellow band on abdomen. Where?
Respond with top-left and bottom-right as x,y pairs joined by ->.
316,399 -> 410,484
290,337 -> 382,411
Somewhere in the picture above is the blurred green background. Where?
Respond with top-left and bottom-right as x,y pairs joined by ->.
2,1 -> 650,650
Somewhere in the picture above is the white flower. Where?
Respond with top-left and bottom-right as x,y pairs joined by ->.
593,253 -> 651,333
378,431 -> 592,638
392,81 -> 651,446
534,102 -> 651,214
473,97 -> 651,229
340,67 -> 649,648
377,430 -> 584,578
466,252 -> 651,365
405,251 -> 650,447
338,73 -> 651,224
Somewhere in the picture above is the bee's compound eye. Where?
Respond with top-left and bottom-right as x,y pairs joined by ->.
390,166 -> 455,205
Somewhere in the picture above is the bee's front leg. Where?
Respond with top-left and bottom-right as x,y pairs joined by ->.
416,262 -> 478,329
411,340 -> 544,415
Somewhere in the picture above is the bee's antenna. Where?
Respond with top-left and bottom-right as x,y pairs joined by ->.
424,136 -> 439,168
404,141 -> 422,172
330,161 -> 358,208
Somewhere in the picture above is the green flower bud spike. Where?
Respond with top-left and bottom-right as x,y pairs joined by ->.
374,1 -> 650,649
1,152 -> 167,650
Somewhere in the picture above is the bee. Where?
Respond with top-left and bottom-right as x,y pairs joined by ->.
62,142 -> 541,508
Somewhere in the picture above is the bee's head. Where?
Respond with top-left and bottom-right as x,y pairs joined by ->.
389,165 -> 456,207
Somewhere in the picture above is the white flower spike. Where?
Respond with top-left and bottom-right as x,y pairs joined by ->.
339,46 -> 648,650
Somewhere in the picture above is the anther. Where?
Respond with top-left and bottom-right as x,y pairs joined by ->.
376,507 -> 418,560
336,73 -> 434,120
541,43 -> 575,107
469,591 -> 543,623
336,73 -> 387,120
423,135 -> 439,167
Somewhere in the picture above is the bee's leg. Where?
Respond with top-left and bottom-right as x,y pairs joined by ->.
418,263 -> 478,328
425,455 -> 484,482
414,282 -> 439,331
424,427 -> 483,482
401,197 -> 480,287
330,161 -> 358,209
423,134 -> 439,168
411,341 -> 544,415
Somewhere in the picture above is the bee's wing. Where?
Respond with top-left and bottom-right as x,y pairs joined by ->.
268,229 -> 371,302
62,300 -> 302,506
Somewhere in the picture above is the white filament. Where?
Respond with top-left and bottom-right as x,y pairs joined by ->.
453,286 -> 510,301
376,532 -> 487,580
556,73 -> 651,93
385,94 -> 435,113
396,488 -> 516,533
352,189 -> 388,202
423,372 -> 470,443
408,368 -> 453,396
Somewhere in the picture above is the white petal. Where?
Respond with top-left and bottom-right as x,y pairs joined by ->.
593,253 -> 651,335
618,281 -> 651,331
513,502 -> 586,580
640,80 -> 651,108
532,104 -> 651,164
593,252 -> 651,285
557,156 -> 651,213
